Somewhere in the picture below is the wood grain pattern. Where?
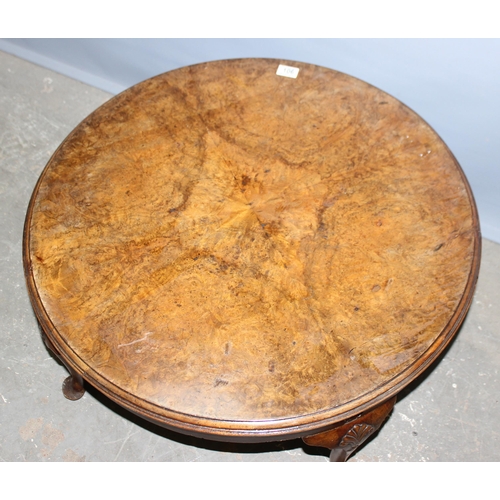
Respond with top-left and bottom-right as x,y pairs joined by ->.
24,59 -> 480,441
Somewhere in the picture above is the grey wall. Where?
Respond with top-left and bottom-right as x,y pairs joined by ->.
2,38 -> 499,244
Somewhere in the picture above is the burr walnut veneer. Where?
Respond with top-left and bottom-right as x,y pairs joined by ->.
23,59 -> 481,460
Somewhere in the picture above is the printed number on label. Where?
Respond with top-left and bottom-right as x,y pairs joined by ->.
276,64 -> 300,79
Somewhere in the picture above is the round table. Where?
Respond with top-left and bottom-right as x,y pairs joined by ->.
23,58 -> 481,461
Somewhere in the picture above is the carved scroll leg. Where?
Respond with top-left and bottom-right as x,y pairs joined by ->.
302,396 -> 397,462
41,328 -> 85,401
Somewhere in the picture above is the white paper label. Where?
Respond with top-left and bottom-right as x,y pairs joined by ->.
276,64 -> 300,79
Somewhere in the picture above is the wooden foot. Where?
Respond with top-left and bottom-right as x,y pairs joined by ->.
62,374 -> 85,400
303,396 -> 396,461
40,327 -> 86,400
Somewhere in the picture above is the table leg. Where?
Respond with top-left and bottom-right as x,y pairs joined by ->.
40,328 -> 85,401
302,396 -> 397,461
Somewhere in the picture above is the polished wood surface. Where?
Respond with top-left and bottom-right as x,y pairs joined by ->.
24,59 -> 480,444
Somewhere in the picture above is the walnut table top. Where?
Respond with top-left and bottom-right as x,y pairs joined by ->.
24,59 -> 481,447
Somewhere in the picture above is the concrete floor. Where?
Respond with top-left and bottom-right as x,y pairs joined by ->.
1,49 -> 499,462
